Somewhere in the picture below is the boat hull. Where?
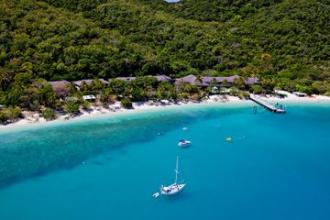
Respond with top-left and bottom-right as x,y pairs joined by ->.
160,183 -> 186,195
178,141 -> 191,147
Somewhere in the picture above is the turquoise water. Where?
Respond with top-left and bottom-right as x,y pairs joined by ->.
0,103 -> 330,220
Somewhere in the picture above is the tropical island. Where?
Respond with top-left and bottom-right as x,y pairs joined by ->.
1,1 -> 330,219
0,0 -> 330,125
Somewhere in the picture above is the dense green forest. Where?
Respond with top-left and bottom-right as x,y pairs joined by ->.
0,0 -> 329,122
142,0 -> 284,22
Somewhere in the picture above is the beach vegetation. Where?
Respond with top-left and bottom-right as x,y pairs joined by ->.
296,85 -> 313,96
233,78 -> 246,90
228,87 -> 248,99
0,107 -> 22,124
100,88 -> 116,104
81,101 -> 92,111
41,108 -> 56,121
251,85 -> 263,94
121,98 -> 133,109
109,80 -> 129,96
64,101 -> 80,115
156,82 -> 176,100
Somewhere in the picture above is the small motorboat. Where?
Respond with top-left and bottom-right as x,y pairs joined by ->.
225,136 -> 232,143
178,139 -> 191,147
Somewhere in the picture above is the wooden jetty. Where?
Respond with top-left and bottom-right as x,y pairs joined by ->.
249,95 -> 286,113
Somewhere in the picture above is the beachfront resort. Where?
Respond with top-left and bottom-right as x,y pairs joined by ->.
2,72 -> 330,127
1,74 -> 260,124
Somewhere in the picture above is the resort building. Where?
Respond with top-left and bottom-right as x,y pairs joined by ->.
245,77 -> 259,86
175,75 -> 201,87
113,75 -> 173,83
49,75 -> 258,98
49,80 -> 71,97
175,75 -> 259,88
82,95 -> 96,101
153,75 -> 173,83
73,79 -> 109,90
114,77 -> 136,82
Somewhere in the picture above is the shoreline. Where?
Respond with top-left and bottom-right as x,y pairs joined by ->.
1,94 -> 330,132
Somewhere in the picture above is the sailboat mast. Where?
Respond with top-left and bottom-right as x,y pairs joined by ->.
175,156 -> 179,184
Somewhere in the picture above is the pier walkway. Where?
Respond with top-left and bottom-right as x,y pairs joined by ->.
250,95 -> 286,113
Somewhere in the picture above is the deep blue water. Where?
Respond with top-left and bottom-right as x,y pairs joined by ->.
0,103 -> 330,220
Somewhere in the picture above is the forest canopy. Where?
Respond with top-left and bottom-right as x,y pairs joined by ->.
0,0 -> 329,96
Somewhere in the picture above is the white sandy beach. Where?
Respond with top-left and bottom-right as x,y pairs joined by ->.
255,91 -> 330,104
1,94 -> 330,131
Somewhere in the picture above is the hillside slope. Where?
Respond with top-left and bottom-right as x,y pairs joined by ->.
0,0 -> 329,93
140,0 -> 284,22
0,0 -> 150,81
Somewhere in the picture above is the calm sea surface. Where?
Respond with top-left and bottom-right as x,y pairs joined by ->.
0,103 -> 330,220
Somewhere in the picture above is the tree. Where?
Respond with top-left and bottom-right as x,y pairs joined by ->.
80,81 -> 89,93
81,100 -> 91,111
0,68 -> 13,91
233,77 -> 246,90
180,83 -> 199,94
296,85 -> 313,95
131,87 -> 147,102
100,88 -> 115,104
156,82 -> 176,100
311,81 -> 326,94
109,79 -> 128,95
37,80 -> 57,108
90,78 -> 104,91
0,107 -> 22,124
42,108 -> 56,121
5,86 -> 24,106
221,80 -> 230,88
64,101 -> 80,115
121,98 -> 133,109
251,85 -> 263,94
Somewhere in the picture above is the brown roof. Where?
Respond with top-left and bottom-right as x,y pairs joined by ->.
153,75 -> 173,82
245,77 -> 259,85
114,77 -> 136,82
113,75 -> 173,83
176,75 -> 259,87
73,79 -> 109,87
175,75 -> 199,86
49,80 -> 71,97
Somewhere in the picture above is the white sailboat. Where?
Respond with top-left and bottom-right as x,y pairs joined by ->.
160,156 -> 186,195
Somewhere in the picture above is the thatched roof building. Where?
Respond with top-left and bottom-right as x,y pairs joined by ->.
73,79 -> 109,89
49,80 -> 71,97
175,75 -> 259,87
